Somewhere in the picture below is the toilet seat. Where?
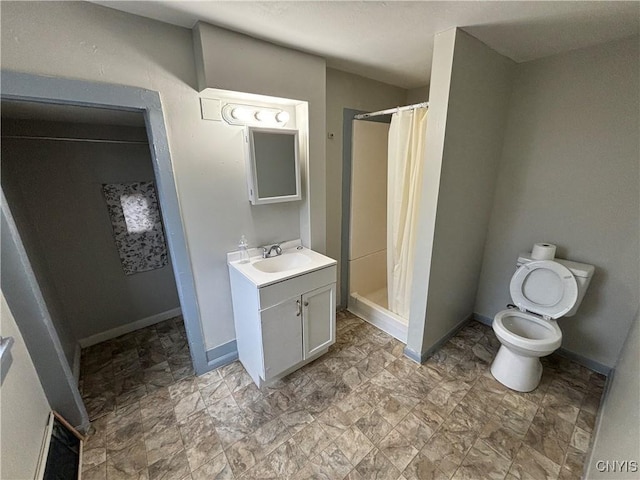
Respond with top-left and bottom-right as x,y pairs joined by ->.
510,260 -> 578,319
493,310 -> 562,356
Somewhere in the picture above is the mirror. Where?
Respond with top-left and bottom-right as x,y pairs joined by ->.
245,127 -> 301,205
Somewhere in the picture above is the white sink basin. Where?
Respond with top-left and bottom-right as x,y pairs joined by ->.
252,252 -> 312,273
227,240 -> 337,287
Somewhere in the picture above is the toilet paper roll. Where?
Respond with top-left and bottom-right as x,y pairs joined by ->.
531,243 -> 556,260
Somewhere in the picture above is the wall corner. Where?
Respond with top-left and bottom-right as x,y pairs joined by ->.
191,22 -> 208,93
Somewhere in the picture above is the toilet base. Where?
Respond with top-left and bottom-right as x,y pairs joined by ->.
491,345 -> 543,392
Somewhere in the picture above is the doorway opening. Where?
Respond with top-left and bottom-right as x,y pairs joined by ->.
0,71 -> 205,428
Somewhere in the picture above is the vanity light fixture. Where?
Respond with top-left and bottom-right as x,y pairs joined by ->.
221,103 -> 290,127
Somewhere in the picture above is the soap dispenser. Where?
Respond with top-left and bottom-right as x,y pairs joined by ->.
239,235 -> 250,263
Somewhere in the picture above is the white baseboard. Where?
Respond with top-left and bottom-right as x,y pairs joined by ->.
78,307 -> 182,348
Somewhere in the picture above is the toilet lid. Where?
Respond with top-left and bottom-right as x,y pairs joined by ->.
510,260 -> 578,319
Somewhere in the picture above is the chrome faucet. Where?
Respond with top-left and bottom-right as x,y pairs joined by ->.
262,243 -> 282,258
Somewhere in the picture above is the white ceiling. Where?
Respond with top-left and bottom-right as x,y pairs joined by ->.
90,1 -> 640,89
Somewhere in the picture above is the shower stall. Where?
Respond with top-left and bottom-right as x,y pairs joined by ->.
345,103 -> 428,344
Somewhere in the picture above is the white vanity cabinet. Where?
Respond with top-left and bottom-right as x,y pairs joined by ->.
228,258 -> 336,387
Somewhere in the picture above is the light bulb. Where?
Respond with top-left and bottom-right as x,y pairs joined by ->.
276,111 -> 290,124
255,110 -> 276,123
231,107 -> 252,122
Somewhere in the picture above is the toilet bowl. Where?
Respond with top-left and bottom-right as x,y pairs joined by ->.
494,310 -> 562,356
490,257 -> 594,392
491,310 -> 562,392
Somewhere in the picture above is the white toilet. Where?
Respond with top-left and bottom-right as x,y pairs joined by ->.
491,253 -> 594,392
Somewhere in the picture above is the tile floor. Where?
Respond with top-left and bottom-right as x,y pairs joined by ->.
79,312 -> 605,480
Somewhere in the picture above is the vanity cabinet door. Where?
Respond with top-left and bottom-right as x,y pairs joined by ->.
261,297 -> 303,379
302,284 -> 336,359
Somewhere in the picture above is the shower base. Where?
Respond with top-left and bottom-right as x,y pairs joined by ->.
348,288 -> 408,343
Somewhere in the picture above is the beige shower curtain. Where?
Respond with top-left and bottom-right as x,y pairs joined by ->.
387,107 -> 428,319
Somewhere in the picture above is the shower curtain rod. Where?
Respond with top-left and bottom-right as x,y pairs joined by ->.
354,101 -> 429,120
1,135 -> 148,145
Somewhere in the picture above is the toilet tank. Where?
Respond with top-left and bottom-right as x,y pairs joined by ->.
517,253 -> 595,317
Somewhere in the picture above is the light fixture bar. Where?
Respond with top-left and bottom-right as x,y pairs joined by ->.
221,103 -> 290,127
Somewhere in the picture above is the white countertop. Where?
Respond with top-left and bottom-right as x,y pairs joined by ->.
227,239 -> 337,288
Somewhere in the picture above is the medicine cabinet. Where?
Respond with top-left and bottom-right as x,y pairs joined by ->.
245,126 -> 301,205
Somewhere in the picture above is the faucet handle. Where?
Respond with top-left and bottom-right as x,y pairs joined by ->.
275,244 -> 282,255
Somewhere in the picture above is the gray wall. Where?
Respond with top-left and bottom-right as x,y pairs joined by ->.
1,292 -> 51,480
2,119 -> 180,342
2,191 -> 89,428
1,1 -> 328,351
474,36 -> 640,368
406,85 -> 430,104
585,311 -> 639,478
1,136 -> 77,365
407,29 -> 515,356
193,21 -> 327,254
325,67 -> 408,304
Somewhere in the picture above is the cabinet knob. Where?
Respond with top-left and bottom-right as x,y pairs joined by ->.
304,302 -> 309,307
